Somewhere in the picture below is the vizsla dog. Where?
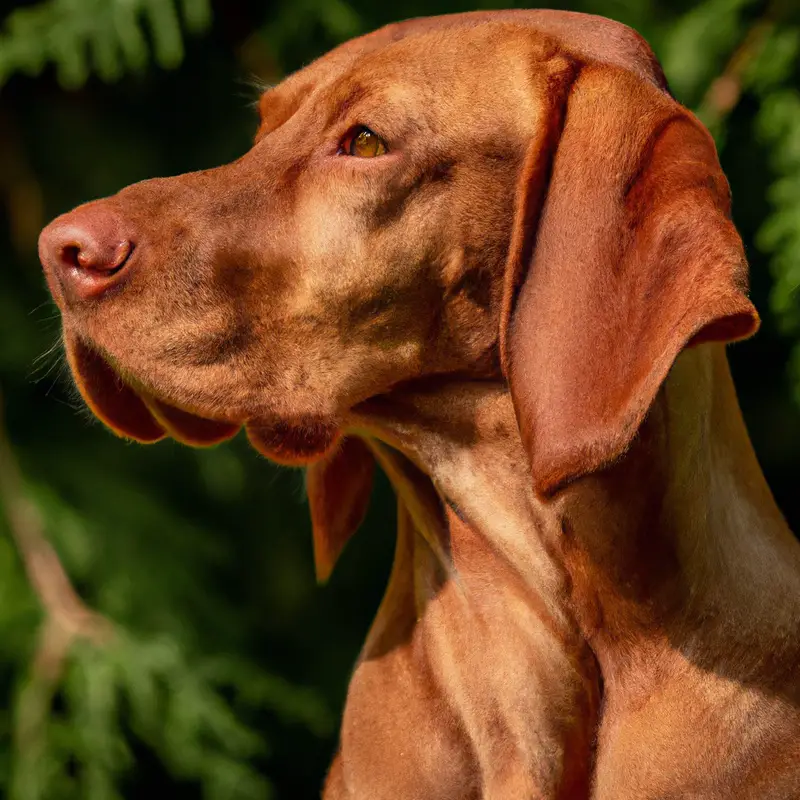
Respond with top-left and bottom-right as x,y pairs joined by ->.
38,9 -> 800,799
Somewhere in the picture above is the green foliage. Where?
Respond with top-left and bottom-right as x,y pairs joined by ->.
661,0 -> 755,105
659,0 -> 800,400
757,89 -> 800,321
11,630 -> 308,799
0,0 -> 800,798
0,442 -> 335,799
0,0 -> 212,88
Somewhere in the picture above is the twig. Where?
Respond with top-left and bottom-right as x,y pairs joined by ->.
0,386 -> 111,782
700,1 -> 786,125
0,390 -> 110,645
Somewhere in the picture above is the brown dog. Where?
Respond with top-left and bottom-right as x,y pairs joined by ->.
38,9 -> 800,799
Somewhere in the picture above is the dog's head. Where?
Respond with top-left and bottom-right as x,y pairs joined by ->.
39,14 -> 537,461
39,9 -> 758,537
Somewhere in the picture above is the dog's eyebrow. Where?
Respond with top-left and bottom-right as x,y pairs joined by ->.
325,82 -> 371,128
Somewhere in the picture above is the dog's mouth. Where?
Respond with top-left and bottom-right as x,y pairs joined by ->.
64,335 -> 340,464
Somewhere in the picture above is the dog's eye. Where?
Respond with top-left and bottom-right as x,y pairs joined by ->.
342,126 -> 387,158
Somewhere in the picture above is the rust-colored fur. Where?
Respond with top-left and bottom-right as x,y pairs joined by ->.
39,10 -> 800,799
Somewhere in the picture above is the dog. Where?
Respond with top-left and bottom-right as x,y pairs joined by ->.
38,10 -> 800,799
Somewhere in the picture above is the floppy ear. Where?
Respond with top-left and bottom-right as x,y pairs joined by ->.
306,437 -> 375,583
503,64 -> 759,497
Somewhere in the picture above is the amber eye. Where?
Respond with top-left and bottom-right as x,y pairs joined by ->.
343,126 -> 387,158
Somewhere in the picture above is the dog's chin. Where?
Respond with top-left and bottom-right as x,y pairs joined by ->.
245,419 -> 341,466
64,336 -> 339,464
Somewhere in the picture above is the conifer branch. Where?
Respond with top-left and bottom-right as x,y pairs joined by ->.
0,388 -> 111,771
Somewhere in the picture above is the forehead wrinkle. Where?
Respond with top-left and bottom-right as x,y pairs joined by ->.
255,22 -> 494,141
321,74 -> 429,143
257,17 -> 556,145
323,82 -> 372,128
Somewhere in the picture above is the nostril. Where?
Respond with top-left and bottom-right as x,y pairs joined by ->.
61,244 -> 81,269
59,237 -> 132,275
104,240 -> 134,274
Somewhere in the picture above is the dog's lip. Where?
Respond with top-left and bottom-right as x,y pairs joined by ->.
140,393 -> 242,447
65,335 -> 242,447
64,335 -> 342,463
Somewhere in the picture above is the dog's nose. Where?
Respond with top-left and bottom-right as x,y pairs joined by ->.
39,207 -> 134,300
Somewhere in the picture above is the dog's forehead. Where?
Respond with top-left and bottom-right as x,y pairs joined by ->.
266,9 -> 666,103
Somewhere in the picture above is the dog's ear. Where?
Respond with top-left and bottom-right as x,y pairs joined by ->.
502,64 -> 759,497
306,437 -> 374,583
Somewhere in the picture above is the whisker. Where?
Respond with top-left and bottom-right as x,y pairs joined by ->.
29,330 -> 67,385
240,75 -> 274,108
31,355 -> 63,385
28,299 -> 57,316
31,337 -> 63,366
36,312 -> 63,325
43,360 -> 71,399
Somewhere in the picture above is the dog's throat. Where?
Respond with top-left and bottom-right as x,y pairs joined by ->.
350,382 -> 574,632
363,439 -> 452,577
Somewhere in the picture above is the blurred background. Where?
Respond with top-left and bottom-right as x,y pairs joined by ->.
1,0 -> 799,797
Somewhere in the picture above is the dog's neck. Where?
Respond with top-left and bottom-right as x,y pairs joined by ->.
346,347 -> 800,797
558,344 -> 800,679
355,346 -> 800,689
544,343 -> 800,793
348,383 -> 598,797
355,381 -> 574,633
